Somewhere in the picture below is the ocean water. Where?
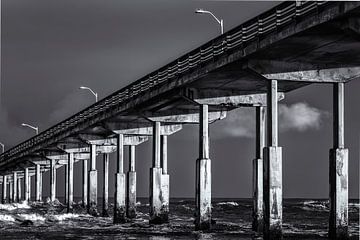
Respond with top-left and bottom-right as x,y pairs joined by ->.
0,198 -> 358,239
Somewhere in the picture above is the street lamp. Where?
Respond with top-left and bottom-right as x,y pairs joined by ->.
0,142 -> 4,153
21,123 -> 39,135
79,86 -> 98,102
195,8 -> 224,35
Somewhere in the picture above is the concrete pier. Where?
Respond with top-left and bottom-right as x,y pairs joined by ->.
24,168 -> 30,201
102,153 -> 109,217
2,176 -> 7,204
88,144 -> 98,216
35,164 -> 42,201
65,165 -> 68,204
329,82 -> 349,239
50,159 -> 57,202
17,177 -> 21,202
82,160 -> 88,208
160,135 -> 169,218
195,104 -> 212,230
114,134 -> 126,223
252,106 -> 265,232
12,172 -> 17,203
9,180 -> 13,203
263,80 -> 283,239
67,153 -> 74,213
149,121 -> 169,224
126,145 -> 136,219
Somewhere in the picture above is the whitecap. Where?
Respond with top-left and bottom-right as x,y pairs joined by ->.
0,214 -> 16,222
51,213 -> 90,221
217,202 -> 239,206
0,201 -> 31,211
17,213 -> 46,221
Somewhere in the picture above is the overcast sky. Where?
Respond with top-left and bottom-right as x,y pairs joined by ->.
1,0 -> 359,199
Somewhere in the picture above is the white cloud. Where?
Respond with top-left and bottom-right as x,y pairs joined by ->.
210,102 -> 327,139
279,102 -> 326,132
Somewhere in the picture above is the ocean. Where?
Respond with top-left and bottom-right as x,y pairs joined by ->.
0,198 -> 358,239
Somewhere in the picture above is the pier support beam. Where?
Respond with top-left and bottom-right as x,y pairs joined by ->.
35,164 -> 42,201
263,80 -> 283,239
102,153 -> 109,217
88,144 -> 98,216
24,168 -> 30,201
12,172 -> 17,203
126,145 -> 136,219
65,164 -> 68,204
9,180 -> 13,203
82,160 -> 88,208
50,159 -> 57,202
2,176 -> 7,204
67,153 -> 74,213
17,177 -> 21,202
149,121 -> 169,224
329,82 -> 349,239
195,104 -> 212,230
160,135 -> 170,218
252,106 -> 265,232
114,133 -> 126,223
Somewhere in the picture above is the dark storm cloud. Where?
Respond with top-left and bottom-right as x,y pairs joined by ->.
1,1 -> 359,199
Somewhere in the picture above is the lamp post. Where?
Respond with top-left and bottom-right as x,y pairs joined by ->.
21,123 -> 39,135
195,8 -> 224,34
80,86 -> 98,102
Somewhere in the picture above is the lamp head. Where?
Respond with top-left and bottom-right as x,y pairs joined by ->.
79,86 -> 86,89
195,8 -> 207,14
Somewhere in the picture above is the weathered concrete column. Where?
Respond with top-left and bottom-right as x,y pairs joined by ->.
102,153 -> 109,217
12,172 -> 17,203
67,153 -> 74,213
149,121 -> 168,224
114,133 -> 126,223
64,164 -> 68,204
195,104 -> 212,230
126,145 -> 136,219
24,168 -> 30,201
252,106 -> 265,232
2,176 -> 7,204
263,80 -> 283,239
35,164 -> 42,201
87,144 -> 98,216
9,180 -> 13,203
160,135 -> 169,217
82,160 -> 88,208
17,177 -> 22,202
329,82 -> 349,239
50,159 -> 57,202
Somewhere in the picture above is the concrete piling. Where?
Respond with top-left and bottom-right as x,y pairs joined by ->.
114,134 -> 126,223
65,164 -> 68,204
126,145 -> 136,219
160,135 -> 169,218
2,176 -> 7,204
102,153 -> 109,217
252,106 -> 265,232
67,153 -> 74,213
17,177 -> 21,202
88,144 -> 98,216
195,104 -> 212,230
12,172 -> 17,203
24,167 -> 30,201
35,164 -> 42,201
82,160 -> 88,208
9,180 -> 13,203
149,122 -> 169,224
50,159 -> 57,202
263,80 -> 283,239
329,82 -> 349,239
